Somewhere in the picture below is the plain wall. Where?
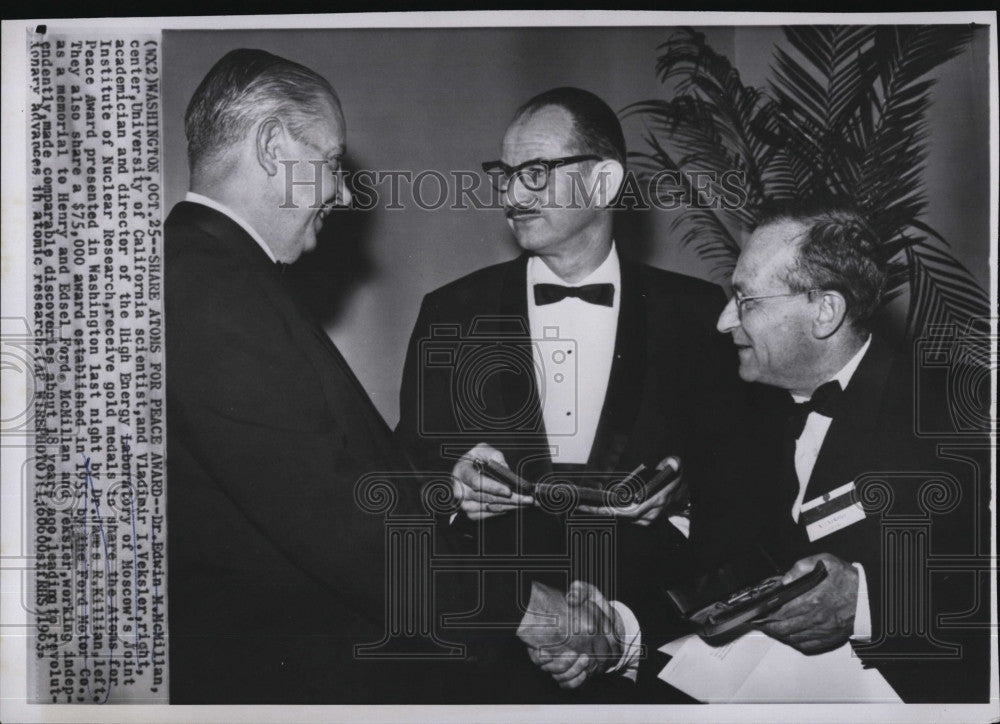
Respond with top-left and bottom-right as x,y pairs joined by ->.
162,26 -> 991,426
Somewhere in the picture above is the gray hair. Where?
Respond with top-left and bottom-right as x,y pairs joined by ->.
184,48 -> 339,172
758,198 -> 887,331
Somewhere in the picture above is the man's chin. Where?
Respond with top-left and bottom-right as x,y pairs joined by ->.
736,363 -> 757,383
510,229 -> 546,253
302,228 -> 319,254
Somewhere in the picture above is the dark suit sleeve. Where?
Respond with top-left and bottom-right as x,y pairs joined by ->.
396,291 -> 512,471
625,282 -> 785,684
396,292 -> 439,471
851,377 -> 991,702
395,293 -> 494,544
167,253 -> 390,622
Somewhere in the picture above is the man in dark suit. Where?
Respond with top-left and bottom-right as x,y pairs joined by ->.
166,49 -> 461,704
396,88 -> 760,697
522,198 -> 991,702
712,200 -> 991,702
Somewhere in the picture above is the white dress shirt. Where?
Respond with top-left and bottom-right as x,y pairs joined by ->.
614,338 -> 877,674
789,336 -> 873,640
527,247 -> 645,679
527,246 -> 620,463
185,191 -> 277,263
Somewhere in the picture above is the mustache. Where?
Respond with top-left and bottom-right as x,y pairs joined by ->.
505,205 -> 540,219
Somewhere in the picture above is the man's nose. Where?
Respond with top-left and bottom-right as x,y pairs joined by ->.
717,296 -> 740,333
503,174 -> 536,209
332,174 -> 352,207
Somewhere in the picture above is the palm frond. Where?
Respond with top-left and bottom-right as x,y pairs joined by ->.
629,29 -> 778,195
624,100 -> 763,231
628,132 -> 744,280
625,24 -> 986,339
904,241 -> 991,338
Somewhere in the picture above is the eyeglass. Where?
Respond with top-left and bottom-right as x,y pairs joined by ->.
732,289 -> 821,321
481,155 -> 602,192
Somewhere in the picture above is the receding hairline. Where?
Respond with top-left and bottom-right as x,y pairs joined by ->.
300,94 -> 346,138
750,218 -> 811,256
503,103 -> 594,159
507,103 -> 575,135
737,220 -> 807,287
512,100 -> 574,123
750,206 -> 887,330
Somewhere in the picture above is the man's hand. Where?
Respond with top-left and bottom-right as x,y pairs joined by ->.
451,443 -> 533,520
576,457 -> 686,526
757,552 -> 858,654
525,581 -> 623,689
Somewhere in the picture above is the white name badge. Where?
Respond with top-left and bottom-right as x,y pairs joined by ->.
799,481 -> 866,543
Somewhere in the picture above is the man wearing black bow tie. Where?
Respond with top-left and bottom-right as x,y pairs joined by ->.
396,88 -> 758,699
713,200 -> 990,702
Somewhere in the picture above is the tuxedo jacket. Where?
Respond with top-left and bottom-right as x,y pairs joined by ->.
166,202 -> 456,703
396,252 -> 770,691
754,335 -> 991,703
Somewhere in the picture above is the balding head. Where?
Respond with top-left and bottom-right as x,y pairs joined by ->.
512,87 -> 626,167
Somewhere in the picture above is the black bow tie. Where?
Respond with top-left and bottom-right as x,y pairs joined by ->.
788,380 -> 843,440
533,283 -> 615,307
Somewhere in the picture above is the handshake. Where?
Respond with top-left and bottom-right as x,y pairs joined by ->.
517,580 -> 630,690
516,553 -> 861,692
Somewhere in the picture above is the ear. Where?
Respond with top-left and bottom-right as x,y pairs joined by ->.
590,159 -> 625,208
812,290 -> 848,339
255,117 -> 285,177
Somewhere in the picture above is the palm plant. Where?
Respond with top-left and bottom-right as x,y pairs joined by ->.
623,26 -> 990,340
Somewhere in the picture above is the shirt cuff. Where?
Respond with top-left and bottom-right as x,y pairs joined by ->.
607,601 -> 642,682
850,562 -> 871,641
668,514 -> 690,538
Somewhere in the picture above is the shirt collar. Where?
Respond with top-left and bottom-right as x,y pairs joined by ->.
527,242 -> 620,288
184,191 -> 277,264
792,335 -> 872,403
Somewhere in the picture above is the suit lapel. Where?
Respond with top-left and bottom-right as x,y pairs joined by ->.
171,201 -> 276,271
588,258 -> 648,472
495,254 -> 548,444
177,202 -> 399,459
288,287 -> 395,430
268,270 -> 403,457
803,337 -> 894,501
496,252 -> 650,472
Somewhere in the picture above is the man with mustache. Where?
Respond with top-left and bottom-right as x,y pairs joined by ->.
397,87 -> 760,699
